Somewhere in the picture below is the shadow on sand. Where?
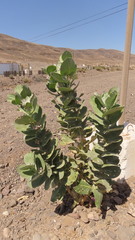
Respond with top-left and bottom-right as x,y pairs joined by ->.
54,179 -> 131,218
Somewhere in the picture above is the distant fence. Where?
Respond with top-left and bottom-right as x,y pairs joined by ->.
4,70 -> 33,77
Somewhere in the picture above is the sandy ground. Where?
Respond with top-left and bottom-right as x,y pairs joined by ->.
0,69 -> 135,240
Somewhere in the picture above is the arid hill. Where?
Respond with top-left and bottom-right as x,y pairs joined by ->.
0,33 -> 135,69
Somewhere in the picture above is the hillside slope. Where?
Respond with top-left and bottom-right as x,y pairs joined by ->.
0,33 -> 135,67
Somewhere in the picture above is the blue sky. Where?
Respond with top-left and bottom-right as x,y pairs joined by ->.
0,0 -> 135,53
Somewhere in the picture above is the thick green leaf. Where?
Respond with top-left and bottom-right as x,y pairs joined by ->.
51,185 -> 66,202
58,87 -> 73,92
92,185 -> 103,208
105,91 -> 118,109
35,154 -> 46,170
15,123 -> 29,132
51,72 -> 69,83
66,169 -> 78,186
46,65 -> 56,75
107,111 -> 123,124
46,163 -> 53,177
102,155 -> 119,165
46,140 -> 56,159
103,106 -> 124,117
44,177 -> 54,190
21,85 -> 32,98
40,131 -> 52,147
73,179 -> 91,195
47,83 -> 56,92
15,115 -> 35,125
7,93 -> 22,105
7,94 -> 16,103
14,85 -> 24,95
32,106 -> 42,122
24,152 -> 35,165
56,160 -> 66,169
90,96 -> 103,117
14,85 -> 31,99
105,142 -> 122,152
60,134 -> 75,146
96,95 -> 105,108
25,135 -> 39,147
59,170 -> 64,180
102,92 -> 109,104
89,112 -> 104,125
79,106 -> 87,119
31,172 -> 46,188
101,165 -> 121,178
95,179 -> 112,193
60,58 -> 77,76
61,51 -> 72,61
104,126 -> 124,134
18,164 -> 37,178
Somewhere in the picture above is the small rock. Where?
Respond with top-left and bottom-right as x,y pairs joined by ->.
79,211 -> 89,223
74,205 -> 84,213
67,226 -> 76,232
3,228 -> 10,238
62,216 -> 74,227
2,211 -> 9,216
32,233 -> 42,240
54,223 -> 61,230
5,219 -> 13,227
2,186 -> 10,196
87,211 -> 100,221
8,147 -> 12,152
20,176 -> 25,182
88,232 -> 95,238
94,229 -> 98,235
74,221 -> 80,230
24,186 -> 35,194
16,185 -> 25,195
8,199 -> 17,208
0,164 -> 6,169
75,227 -> 83,236
107,230 -> 116,239
40,233 -> 50,240
89,221 -> 95,227
49,234 -> 60,240
68,212 -> 80,219
17,195 -> 29,204
116,226 -> 131,240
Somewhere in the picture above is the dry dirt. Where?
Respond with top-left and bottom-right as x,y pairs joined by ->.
0,69 -> 135,240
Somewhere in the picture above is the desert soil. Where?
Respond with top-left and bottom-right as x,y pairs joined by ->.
0,69 -> 135,240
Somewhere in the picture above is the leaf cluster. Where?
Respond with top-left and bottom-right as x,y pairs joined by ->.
7,85 -> 69,201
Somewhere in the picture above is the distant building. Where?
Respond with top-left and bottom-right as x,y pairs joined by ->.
0,63 -> 20,75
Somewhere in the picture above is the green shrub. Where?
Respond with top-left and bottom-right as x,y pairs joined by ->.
7,51 -> 124,209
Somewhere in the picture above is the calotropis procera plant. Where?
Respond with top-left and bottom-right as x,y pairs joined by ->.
8,51 -> 124,209
7,85 -> 69,201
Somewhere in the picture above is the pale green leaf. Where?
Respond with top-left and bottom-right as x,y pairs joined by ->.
73,179 -> 92,195
60,134 -> 75,146
92,185 -> 103,208
24,152 -> 35,165
66,169 -> 78,186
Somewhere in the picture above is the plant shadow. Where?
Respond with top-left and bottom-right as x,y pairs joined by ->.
101,178 -> 132,219
54,179 -> 132,218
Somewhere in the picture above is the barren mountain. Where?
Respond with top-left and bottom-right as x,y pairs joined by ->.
0,33 -> 135,68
